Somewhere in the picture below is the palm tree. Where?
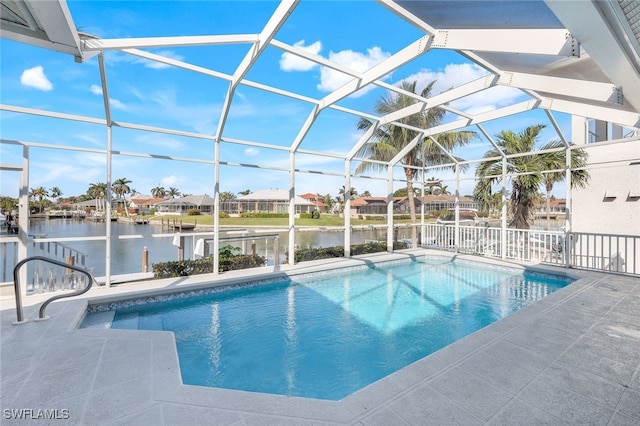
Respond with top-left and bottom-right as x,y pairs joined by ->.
356,80 -> 475,242
321,193 -> 334,212
167,187 -> 181,199
87,182 -> 107,199
433,185 -> 450,196
337,185 -> 358,205
539,140 -> 589,229
423,177 -> 443,195
49,187 -> 62,203
112,177 -> 132,216
219,191 -> 236,202
473,124 -> 590,229
151,186 -> 166,198
29,186 -> 49,213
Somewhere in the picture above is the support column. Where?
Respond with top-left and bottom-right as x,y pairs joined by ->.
565,146 -> 572,268
213,139 -> 220,274
344,159 -> 351,257
105,125 -> 112,286
501,159 -> 507,259
17,146 -> 29,297
454,164 -> 460,250
287,151 -> 296,265
420,167 -> 425,247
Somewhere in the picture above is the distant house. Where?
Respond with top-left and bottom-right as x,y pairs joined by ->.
238,189 -> 315,215
154,195 -> 216,215
348,194 -> 479,218
129,196 -> 167,215
535,199 -> 566,218
57,201 -> 74,210
71,198 -> 109,212
420,194 -> 478,212
348,196 -> 406,218
299,193 -> 329,213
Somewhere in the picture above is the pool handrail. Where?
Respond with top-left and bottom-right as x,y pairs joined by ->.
12,256 -> 96,324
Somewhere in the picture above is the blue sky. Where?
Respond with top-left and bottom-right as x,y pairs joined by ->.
0,0 -> 571,200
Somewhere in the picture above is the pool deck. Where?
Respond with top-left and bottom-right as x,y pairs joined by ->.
1,250 -> 639,425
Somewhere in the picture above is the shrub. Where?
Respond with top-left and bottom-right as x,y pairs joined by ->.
187,208 -> 201,215
240,212 -> 288,218
300,212 -> 312,219
152,244 -> 266,278
219,211 -> 229,218
438,209 -> 451,219
311,210 -> 320,219
365,215 -> 385,221
292,241 -> 409,263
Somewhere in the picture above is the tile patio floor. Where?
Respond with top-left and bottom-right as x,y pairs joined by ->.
1,251 -> 639,425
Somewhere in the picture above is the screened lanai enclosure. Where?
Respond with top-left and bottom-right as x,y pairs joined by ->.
1,0 -> 639,295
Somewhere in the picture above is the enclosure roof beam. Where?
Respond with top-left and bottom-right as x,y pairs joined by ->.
497,71 -> 622,105
539,96 -> 640,128
431,29 -> 578,57
81,34 -> 259,51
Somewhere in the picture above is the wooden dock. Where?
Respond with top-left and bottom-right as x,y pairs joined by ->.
161,218 -> 196,231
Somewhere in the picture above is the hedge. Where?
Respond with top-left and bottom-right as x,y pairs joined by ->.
152,245 -> 266,278
293,241 -> 409,263
240,212 -> 288,218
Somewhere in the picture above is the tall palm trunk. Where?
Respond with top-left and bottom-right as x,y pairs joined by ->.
509,181 -> 532,229
545,181 -> 553,231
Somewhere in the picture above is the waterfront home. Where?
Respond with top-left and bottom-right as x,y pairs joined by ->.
420,194 -> 479,213
238,189 -> 315,215
128,196 -> 167,215
154,195 -> 216,215
535,199 -> 566,219
348,195 -> 479,218
299,193 -> 330,213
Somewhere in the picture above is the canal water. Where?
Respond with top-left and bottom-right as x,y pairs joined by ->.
1,218 -> 391,282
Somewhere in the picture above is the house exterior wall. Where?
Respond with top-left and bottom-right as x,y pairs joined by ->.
571,117 -> 640,273
571,124 -> 639,235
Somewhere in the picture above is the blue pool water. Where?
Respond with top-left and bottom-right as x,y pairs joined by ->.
80,258 -> 573,400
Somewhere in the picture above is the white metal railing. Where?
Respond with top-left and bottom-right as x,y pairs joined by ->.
422,223 -> 639,276
570,232 -> 638,275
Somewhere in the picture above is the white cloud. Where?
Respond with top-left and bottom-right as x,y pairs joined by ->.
135,50 -> 185,69
244,148 -> 259,156
109,98 -> 126,110
90,84 -> 103,95
20,66 -> 53,91
280,40 -> 322,71
318,47 -> 391,96
279,41 -> 391,97
402,63 -> 524,115
161,175 -> 186,186
90,84 -> 126,110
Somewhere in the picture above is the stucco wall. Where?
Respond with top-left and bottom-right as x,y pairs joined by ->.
571,142 -> 640,235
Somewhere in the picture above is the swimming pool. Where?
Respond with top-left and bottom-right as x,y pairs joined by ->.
80,257 -> 573,400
